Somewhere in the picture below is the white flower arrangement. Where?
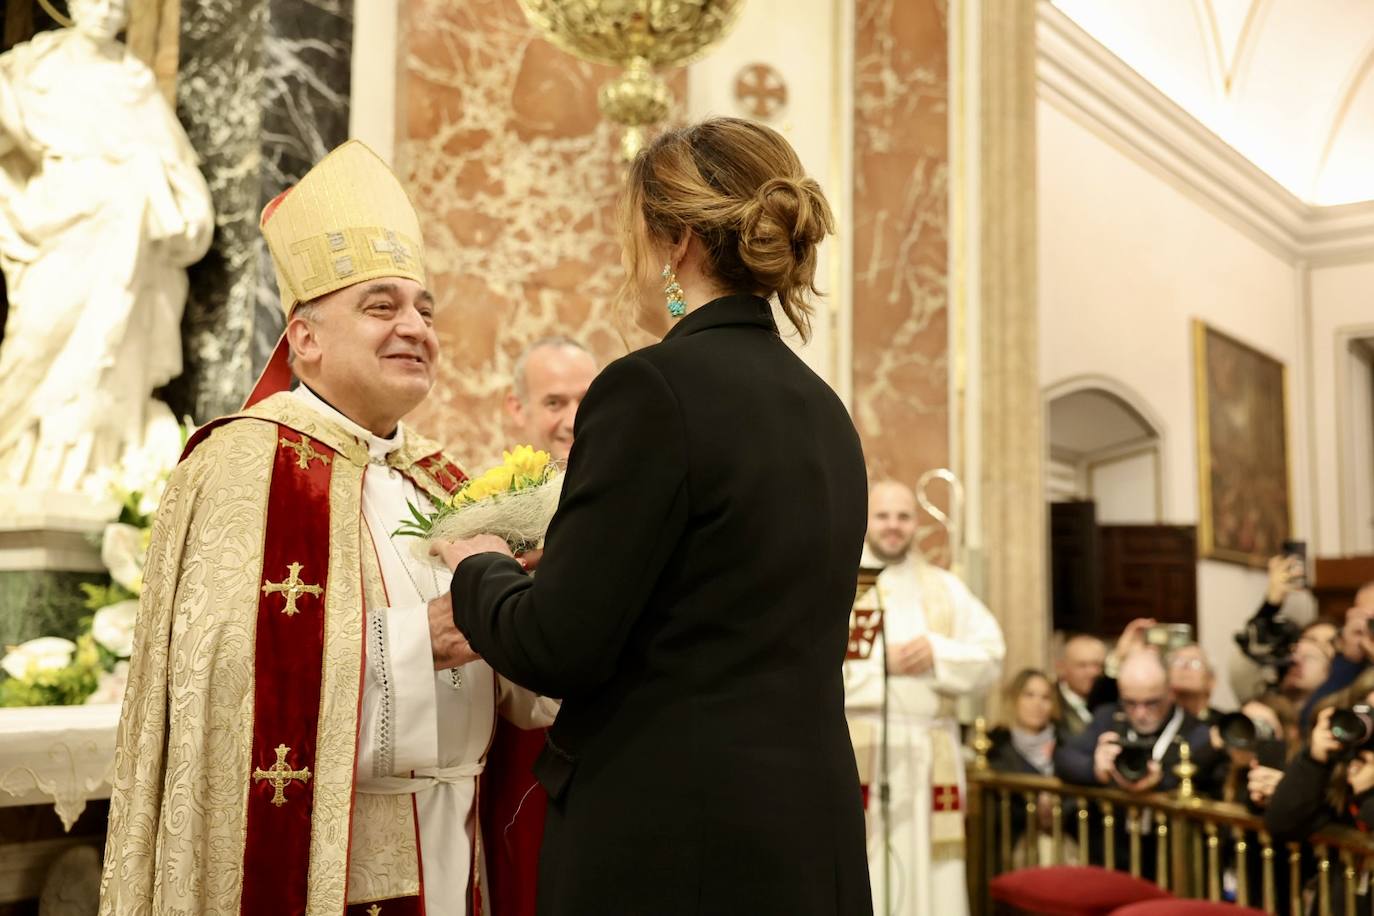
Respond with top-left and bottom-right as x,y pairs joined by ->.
0,638 -> 77,682
91,600 -> 138,658
1,423 -> 190,707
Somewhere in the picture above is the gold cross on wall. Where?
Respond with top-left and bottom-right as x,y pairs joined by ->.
733,63 -> 788,119
261,562 -> 323,616
279,435 -> 330,470
252,743 -> 311,807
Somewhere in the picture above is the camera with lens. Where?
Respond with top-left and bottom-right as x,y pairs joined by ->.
1216,711 -> 1288,768
1235,603 -> 1301,685
1217,711 -> 1274,748
1111,718 -> 1156,782
1329,704 -> 1374,758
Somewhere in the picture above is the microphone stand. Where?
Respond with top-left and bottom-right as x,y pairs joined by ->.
880,614 -> 892,915
853,566 -> 890,913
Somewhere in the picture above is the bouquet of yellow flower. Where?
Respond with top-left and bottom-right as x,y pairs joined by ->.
395,445 -> 564,557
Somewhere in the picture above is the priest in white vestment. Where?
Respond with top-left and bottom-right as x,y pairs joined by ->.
845,480 -> 1005,916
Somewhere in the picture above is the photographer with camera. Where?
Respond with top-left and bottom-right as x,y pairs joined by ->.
1297,582 -> 1374,729
1055,649 -> 1228,876
1213,695 -> 1295,808
1267,667 -> 1374,844
1264,668 -> 1374,914
1236,552 -> 1341,714
1055,649 -> 1227,795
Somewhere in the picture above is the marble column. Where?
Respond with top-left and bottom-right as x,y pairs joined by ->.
851,0 -> 953,563
971,0 -> 1046,676
167,0 -> 353,422
397,0 -> 680,467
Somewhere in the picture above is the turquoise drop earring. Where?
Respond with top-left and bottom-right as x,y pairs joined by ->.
662,264 -> 687,317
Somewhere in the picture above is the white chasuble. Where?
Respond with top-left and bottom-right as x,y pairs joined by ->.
844,552 -> 1005,916
293,388 -> 555,916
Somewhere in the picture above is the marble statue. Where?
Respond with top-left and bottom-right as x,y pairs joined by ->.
0,0 -> 213,492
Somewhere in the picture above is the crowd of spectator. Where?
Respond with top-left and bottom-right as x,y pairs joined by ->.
982,554 -> 1374,911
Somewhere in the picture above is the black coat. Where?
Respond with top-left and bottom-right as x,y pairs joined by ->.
987,726 -> 1055,777
451,295 -> 873,916
1264,749 -> 1374,916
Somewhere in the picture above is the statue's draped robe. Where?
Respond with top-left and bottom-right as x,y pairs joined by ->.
0,29 -> 212,488
100,390 -> 552,916
844,553 -> 1005,916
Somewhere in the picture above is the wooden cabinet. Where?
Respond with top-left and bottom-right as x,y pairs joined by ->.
1050,500 -> 1198,637
1313,556 -> 1374,620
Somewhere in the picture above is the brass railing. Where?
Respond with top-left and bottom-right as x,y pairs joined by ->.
966,721 -> 1374,915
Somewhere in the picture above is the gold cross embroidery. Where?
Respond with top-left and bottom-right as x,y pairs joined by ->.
253,744 -> 311,807
372,229 -> 411,267
261,562 -> 323,616
279,435 -> 330,470
367,906 -> 382,916
934,785 -> 960,811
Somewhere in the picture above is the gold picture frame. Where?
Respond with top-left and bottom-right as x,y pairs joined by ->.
1193,320 -> 1292,566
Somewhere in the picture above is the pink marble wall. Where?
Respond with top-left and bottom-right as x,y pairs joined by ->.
395,0 -> 669,466
852,0 -> 952,561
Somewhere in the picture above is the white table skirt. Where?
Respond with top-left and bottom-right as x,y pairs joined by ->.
0,704 -> 118,831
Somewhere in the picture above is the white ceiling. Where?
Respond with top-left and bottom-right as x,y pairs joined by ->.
1051,0 -> 1374,205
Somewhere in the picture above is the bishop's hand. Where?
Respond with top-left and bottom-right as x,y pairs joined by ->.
427,592 -> 481,670
431,535 -> 514,573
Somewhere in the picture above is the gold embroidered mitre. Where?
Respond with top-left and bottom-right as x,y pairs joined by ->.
260,140 -> 426,315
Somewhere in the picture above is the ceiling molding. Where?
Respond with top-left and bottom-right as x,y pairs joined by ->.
1037,1 -> 1374,267
1313,38 -> 1374,198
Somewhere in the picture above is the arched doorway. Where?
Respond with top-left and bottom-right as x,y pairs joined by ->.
1044,378 -> 1197,640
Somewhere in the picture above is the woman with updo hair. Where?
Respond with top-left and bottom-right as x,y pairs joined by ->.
437,117 -> 872,914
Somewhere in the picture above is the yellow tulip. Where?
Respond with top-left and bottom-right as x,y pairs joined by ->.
502,445 -> 550,482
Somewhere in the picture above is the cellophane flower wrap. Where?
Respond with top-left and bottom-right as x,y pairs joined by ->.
397,445 -> 564,562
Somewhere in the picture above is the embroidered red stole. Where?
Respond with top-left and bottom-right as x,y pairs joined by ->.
240,427 -> 337,915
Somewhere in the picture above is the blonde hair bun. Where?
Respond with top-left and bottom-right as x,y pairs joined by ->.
620,117 -> 836,341
737,176 -> 833,311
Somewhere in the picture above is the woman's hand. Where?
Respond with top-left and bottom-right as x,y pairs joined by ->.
1311,707 -> 1341,765
431,535 -> 514,573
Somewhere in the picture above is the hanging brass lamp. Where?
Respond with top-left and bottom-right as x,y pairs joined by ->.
516,0 -> 745,160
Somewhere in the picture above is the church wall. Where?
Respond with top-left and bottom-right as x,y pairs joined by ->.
851,0 -> 953,561
1037,99 -> 1305,708
684,0 -> 850,394
380,0 -> 958,555
1309,260 -> 1374,555
391,0 -> 670,467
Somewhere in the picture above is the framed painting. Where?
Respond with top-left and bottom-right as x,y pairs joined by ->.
1193,320 -> 1291,566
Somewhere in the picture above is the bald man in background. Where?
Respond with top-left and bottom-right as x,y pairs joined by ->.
1055,649 -> 1227,796
504,336 -> 598,461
